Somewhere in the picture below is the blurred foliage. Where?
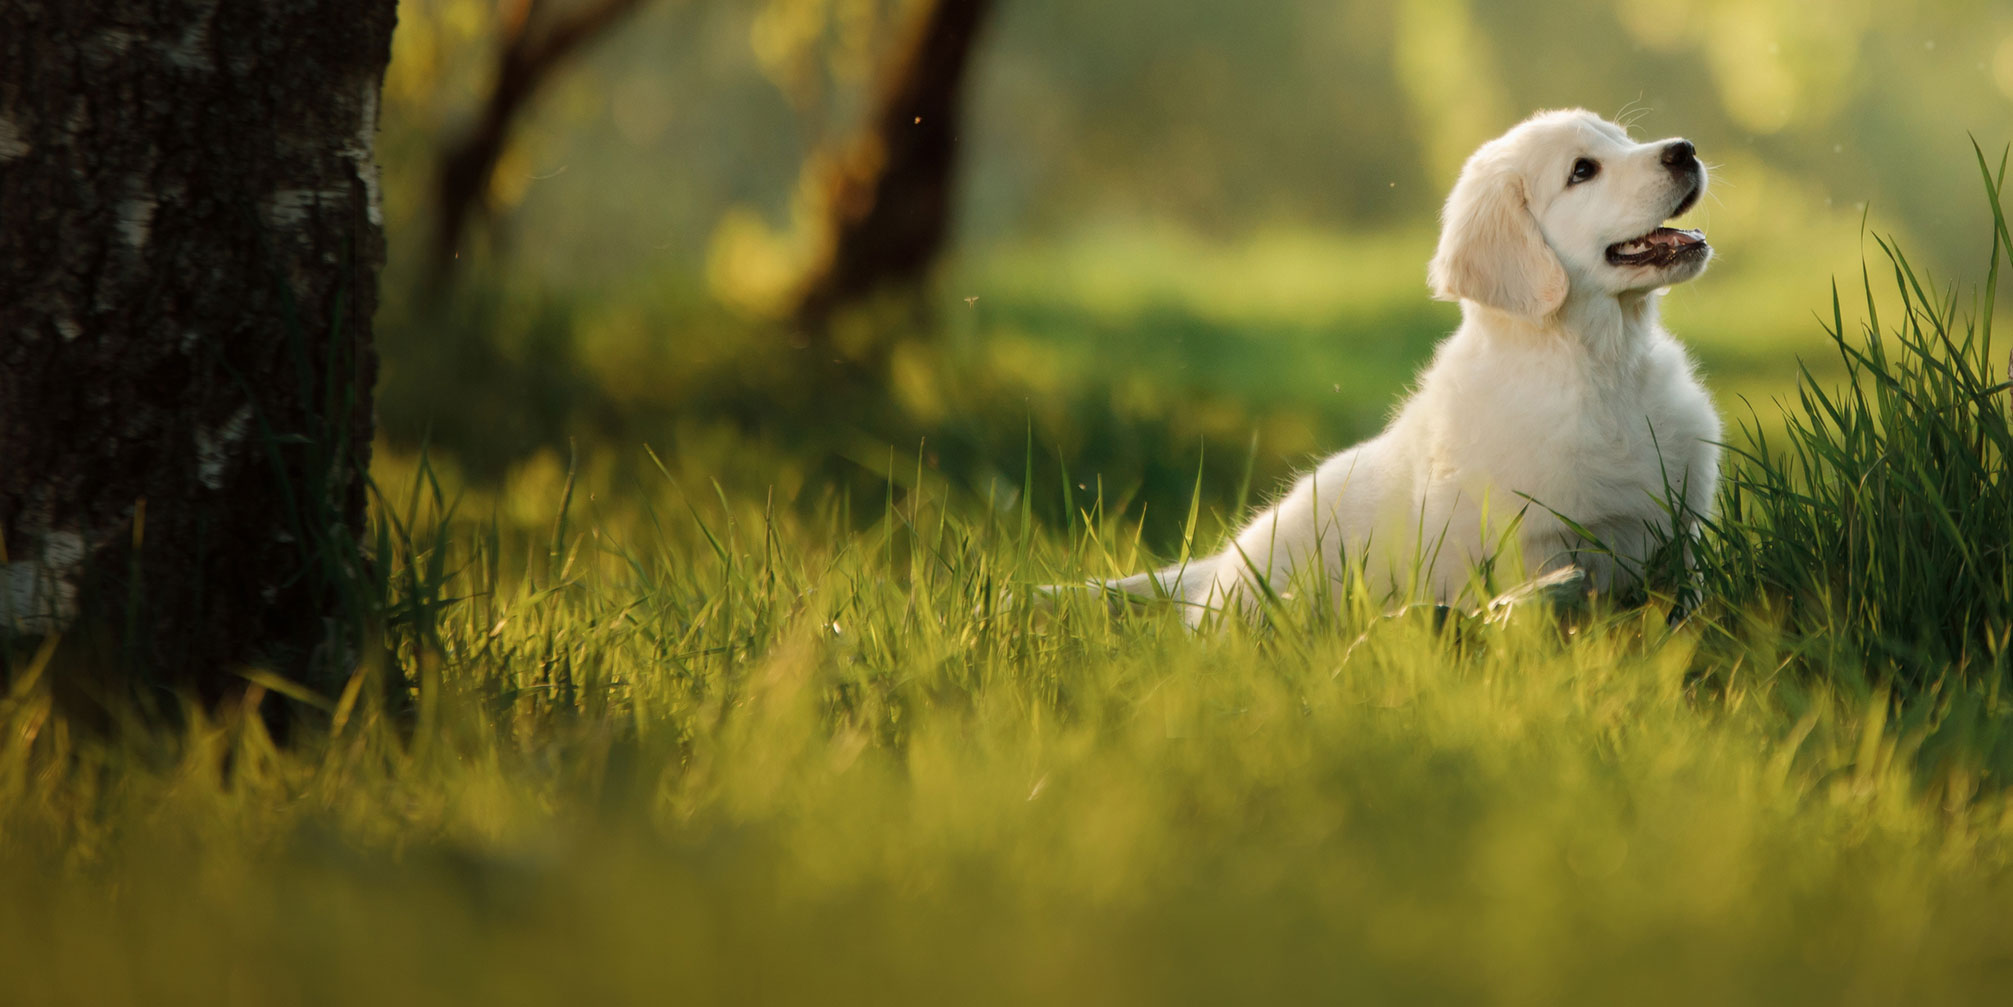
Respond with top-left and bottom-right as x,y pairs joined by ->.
372,0 -> 2013,550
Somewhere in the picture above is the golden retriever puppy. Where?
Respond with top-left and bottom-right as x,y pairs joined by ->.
1096,109 -> 1721,622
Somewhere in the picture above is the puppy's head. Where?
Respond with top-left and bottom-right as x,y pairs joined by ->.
1428,109 -> 1710,317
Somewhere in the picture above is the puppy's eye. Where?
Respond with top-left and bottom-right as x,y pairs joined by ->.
1568,157 -> 1600,185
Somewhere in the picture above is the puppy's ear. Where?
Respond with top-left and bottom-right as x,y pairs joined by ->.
1427,164 -> 1568,317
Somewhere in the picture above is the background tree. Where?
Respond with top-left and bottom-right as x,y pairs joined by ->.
0,1 -> 400,710
432,0 -> 654,282
790,0 -> 994,328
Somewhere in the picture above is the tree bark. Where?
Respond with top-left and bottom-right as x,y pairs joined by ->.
792,0 -> 993,328
0,1 -> 398,706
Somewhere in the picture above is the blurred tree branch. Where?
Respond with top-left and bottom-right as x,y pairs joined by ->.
431,0 -> 654,284
791,0 -> 994,329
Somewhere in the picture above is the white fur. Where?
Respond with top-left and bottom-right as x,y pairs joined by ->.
1099,109 -> 1722,623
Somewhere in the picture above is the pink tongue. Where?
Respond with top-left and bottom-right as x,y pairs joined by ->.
1648,228 -> 1703,248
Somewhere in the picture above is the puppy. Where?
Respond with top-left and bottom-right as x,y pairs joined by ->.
1091,109 -> 1722,623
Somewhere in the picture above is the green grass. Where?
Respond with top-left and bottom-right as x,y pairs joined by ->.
6,165 -> 2013,1007
7,481 -> 2013,1004
1694,144 -> 2013,694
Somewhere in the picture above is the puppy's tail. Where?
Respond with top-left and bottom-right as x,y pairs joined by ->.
1034,554 -> 1226,614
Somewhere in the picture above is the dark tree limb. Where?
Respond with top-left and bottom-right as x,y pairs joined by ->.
431,0 -> 652,282
792,0 -> 994,328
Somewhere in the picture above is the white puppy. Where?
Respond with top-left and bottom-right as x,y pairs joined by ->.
1095,109 -> 1722,622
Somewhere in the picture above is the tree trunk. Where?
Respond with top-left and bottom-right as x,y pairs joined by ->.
0,1 -> 398,707
792,0 -> 993,329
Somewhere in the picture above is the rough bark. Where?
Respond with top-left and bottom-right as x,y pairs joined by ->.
792,0 -> 993,328
0,1 -> 398,705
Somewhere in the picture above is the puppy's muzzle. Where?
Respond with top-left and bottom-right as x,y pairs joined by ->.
1607,140 -> 1709,267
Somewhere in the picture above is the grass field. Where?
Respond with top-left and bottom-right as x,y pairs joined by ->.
5,167 -> 2013,1005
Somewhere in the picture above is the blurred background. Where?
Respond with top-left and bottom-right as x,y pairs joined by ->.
372,0 -> 2013,548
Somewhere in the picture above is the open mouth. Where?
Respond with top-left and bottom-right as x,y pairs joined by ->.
1607,182 -> 1707,268
1606,226 -> 1708,268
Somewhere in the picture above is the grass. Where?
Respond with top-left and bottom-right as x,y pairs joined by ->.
5,165 -> 2013,1006
1696,148 -> 2013,695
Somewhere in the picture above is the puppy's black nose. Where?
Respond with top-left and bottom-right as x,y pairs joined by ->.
1662,140 -> 1698,171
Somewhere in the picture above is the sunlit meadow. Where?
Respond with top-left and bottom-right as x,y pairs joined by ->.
8,1 -> 2013,1003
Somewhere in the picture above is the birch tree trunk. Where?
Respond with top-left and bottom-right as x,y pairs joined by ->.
0,1 -> 399,705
